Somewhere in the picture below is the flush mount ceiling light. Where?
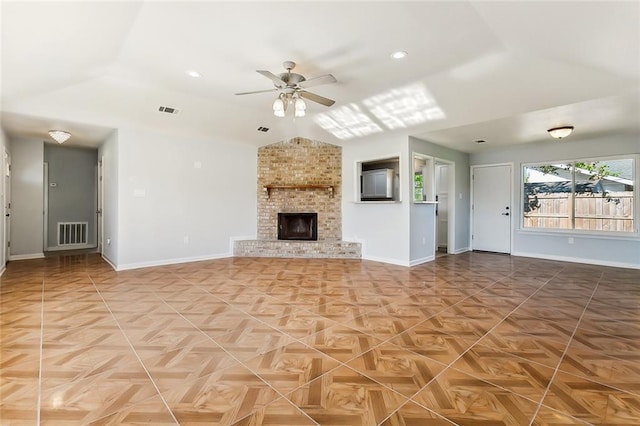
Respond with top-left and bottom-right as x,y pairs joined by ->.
391,51 -> 408,59
48,130 -> 71,144
547,126 -> 574,139
186,70 -> 201,78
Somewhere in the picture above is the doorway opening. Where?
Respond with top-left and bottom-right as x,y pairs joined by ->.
435,158 -> 455,254
43,145 -> 99,253
3,149 -> 11,266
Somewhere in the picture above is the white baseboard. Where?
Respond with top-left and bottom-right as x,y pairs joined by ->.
0,265 -> 5,277
47,244 -> 96,251
101,254 -> 117,271
9,253 -> 45,261
453,247 -> 470,254
409,255 -> 435,267
361,254 -> 410,267
116,252 -> 233,271
511,251 -> 640,270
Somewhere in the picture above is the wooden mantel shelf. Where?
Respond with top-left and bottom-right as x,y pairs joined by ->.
264,184 -> 334,198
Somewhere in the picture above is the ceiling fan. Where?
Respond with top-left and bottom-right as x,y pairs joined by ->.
235,61 -> 337,117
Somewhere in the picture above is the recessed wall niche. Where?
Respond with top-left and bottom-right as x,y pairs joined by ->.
357,156 -> 400,202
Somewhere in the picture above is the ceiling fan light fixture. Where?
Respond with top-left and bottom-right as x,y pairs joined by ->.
547,126 -> 574,139
239,61 -> 336,118
273,96 -> 285,117
48,130 -> 71,144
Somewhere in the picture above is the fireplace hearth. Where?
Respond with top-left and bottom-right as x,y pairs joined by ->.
278,212 -> 318,241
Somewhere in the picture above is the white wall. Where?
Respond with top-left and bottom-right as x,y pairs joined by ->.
341,133 -> 410,265
98,130 -> 119,266
115,127 -> 257,270
471,134 -> 640,268
409,137 -> 471,254
10,138 -> 44,259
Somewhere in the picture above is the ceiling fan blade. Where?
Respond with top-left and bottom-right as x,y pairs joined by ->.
257,70 -> 287,87
235,88 -> 278,96
299,90 -> 335,107
298,74 -> 337,89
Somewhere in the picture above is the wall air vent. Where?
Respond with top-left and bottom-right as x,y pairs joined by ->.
158,106 -> 180,114
257,127 -> 269,132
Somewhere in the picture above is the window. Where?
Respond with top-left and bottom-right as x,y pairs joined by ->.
523,157 -> 635,233
414,173 -> 424,201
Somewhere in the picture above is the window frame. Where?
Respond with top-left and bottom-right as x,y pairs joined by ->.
520,154 -> 639,236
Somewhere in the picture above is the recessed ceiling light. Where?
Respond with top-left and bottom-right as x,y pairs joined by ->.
186,70 -> 201,78
390,51 -> 408,60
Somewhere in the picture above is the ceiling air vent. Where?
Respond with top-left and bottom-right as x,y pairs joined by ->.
158,106 -> 180,114
257,127 -> 269,132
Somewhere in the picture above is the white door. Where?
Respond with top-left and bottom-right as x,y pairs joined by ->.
435,164 -> 449,250
472,164 -> 511,253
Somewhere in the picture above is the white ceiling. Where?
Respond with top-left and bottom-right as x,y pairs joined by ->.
2,1 -> 639,153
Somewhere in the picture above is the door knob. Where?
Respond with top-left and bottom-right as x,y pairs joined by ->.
501,212 -> 509,216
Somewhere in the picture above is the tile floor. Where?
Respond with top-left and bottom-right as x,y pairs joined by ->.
1,252 -> 639,425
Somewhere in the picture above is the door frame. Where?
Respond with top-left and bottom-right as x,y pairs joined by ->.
97,158 -> 103,254
44,162 -> 49,250
470,162 -> 514,253
3,149 -> 11,266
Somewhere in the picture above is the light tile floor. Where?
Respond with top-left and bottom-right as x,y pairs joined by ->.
1,253 -> 639,425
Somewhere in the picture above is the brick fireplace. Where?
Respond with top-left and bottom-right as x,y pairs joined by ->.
234,137 -> 360,259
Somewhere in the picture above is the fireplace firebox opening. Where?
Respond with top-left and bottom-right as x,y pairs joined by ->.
278,213 -> 318,241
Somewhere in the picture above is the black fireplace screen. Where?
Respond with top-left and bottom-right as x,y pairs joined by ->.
278,213 -> 318,241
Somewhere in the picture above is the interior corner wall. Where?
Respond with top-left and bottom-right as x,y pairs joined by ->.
341,133 -> 410,265
10,138 -> 44,258
409,136 -> 471,254
470,134 -> 640,268
115,127 -> 257,270
98,130 -> 119,266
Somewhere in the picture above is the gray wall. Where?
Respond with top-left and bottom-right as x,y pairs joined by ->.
409,137 -> 471,254
10,139 -> 44,257
409,202 -> 436,263
44,145 -> 98,248
471,134 -> 639,268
